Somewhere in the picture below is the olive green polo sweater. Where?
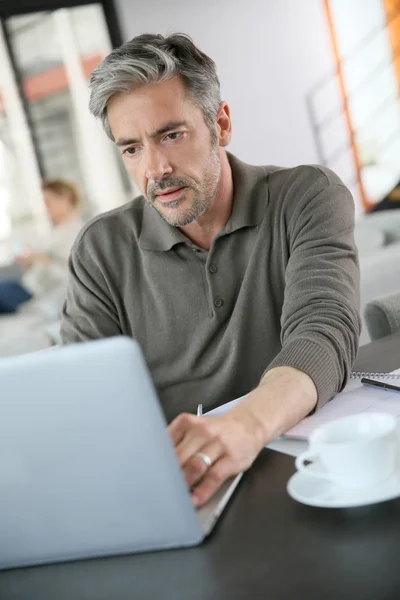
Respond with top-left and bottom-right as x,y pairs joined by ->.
61,153 -> 361,422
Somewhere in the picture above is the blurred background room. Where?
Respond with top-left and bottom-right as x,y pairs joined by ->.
0,0 -> 400,356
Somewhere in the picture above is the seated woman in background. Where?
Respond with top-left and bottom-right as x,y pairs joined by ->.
0,179 -> 84,314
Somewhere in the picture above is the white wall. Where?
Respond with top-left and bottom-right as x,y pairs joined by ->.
115,0 -> 338,168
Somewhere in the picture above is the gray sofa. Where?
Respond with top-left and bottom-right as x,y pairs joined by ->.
356,209 -> 400,344
364,291 -> 400,341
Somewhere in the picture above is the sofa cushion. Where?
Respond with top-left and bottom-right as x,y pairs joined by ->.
364,291 -> 400,341
359,241 -> 400,344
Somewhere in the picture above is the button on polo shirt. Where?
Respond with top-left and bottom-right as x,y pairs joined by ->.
184,246 -> 226,317
187,245 -> 225,317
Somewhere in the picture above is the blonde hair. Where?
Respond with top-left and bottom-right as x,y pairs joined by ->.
42,179 -> 80,208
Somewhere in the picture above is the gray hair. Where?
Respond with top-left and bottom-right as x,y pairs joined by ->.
89,33 -> 221,141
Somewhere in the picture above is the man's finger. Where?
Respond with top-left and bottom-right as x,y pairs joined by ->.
183,439 -> 222,488
169,414 -> 217,461
191,458 -> 234,507
175,419 -> 217,465
168,413 -> 197,445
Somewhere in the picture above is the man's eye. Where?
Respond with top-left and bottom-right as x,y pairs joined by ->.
123,147 -> 137,156
166,132 -> 183,141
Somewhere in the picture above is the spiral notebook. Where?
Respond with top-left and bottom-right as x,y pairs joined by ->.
206,370 -> 400,441
284,369 -> 400,440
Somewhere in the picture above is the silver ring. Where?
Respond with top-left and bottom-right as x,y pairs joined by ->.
194,451 -> 213,469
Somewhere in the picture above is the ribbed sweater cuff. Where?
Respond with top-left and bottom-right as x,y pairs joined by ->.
262,338 -> 340,409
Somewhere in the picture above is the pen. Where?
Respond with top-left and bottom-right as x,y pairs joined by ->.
197,403 -> 203,416
361,378 -> 400,393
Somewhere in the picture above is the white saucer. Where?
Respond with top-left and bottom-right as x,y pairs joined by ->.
287,461 -> 400,508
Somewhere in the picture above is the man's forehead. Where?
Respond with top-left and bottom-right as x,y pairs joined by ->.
108,87 -> 202,143
108,77 -> 187,115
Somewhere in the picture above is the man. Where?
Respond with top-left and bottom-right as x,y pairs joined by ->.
61,33 -> 361,508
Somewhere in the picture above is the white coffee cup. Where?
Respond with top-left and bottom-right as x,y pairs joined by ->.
295,412 -> 398,488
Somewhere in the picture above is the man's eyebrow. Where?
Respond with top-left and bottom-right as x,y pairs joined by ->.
151,121 -> 188,138
116,121 -> 188,147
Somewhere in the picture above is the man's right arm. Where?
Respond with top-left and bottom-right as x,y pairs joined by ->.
60,245 -> 122,344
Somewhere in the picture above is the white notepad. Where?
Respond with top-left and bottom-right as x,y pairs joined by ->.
206,369 -> 400,442
284,369 -> 400,440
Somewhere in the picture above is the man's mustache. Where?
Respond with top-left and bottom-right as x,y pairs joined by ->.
147,178 -> 192,199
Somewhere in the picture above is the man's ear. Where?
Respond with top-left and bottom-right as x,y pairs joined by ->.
216,102 -> 232,147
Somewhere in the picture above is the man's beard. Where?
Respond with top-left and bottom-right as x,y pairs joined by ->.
146,148 -> 221,227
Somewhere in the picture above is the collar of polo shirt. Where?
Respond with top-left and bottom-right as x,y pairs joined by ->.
138,153 -> 269,252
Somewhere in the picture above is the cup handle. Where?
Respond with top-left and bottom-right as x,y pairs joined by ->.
295,449 -> 332,481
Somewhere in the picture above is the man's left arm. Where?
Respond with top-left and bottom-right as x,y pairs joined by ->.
169,168 -> 361,506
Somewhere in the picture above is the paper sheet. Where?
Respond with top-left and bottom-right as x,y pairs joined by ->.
205,370 -> 400,443
285,369 -> 400,440
206,396 -> 245,417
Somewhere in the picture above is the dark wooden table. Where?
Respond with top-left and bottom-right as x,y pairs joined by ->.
2,332 -> 400,599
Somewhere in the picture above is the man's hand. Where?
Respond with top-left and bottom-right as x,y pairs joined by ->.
169,366 -> 318,507
168,405 -> 265,507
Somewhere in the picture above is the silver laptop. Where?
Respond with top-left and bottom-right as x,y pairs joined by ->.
0,336 -> 242,569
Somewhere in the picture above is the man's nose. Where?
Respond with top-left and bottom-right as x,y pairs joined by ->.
145,147 -> 173,182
